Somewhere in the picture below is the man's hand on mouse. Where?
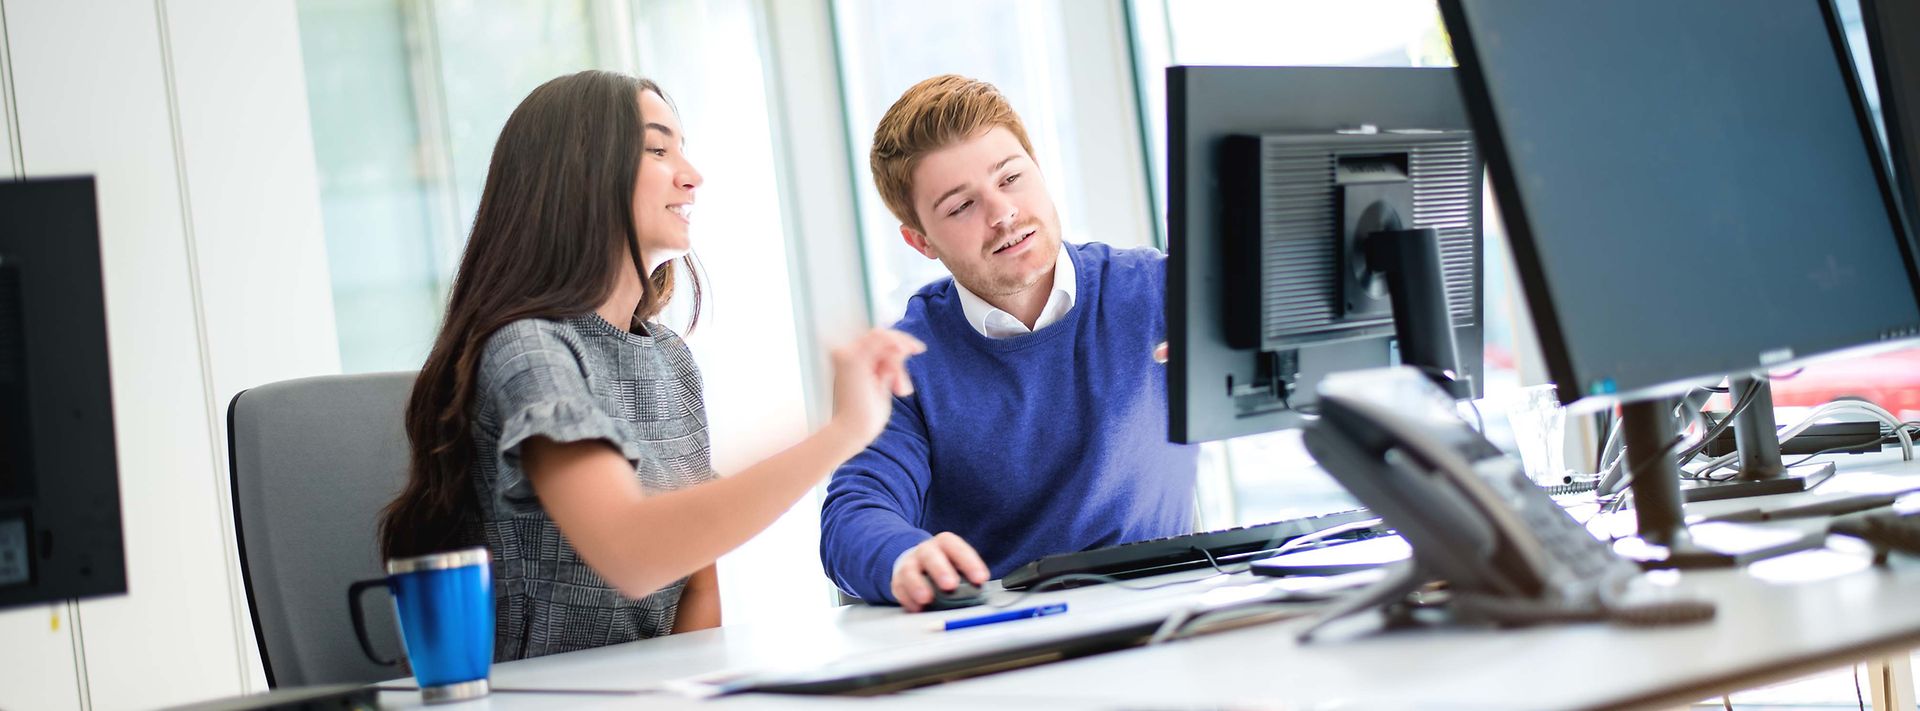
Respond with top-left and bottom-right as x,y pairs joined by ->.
891,532 -> 990,612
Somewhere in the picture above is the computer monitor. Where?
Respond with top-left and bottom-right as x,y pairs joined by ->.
1863,0 -> 1920,231
1168,66 -> 1485,444
1439,0 -> 1920,559
0,176 -> 127,608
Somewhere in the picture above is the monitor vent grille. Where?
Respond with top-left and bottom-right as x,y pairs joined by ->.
1257,138 -> 1479,342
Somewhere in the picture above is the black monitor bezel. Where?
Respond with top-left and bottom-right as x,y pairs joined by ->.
1862,0 -> 1920,241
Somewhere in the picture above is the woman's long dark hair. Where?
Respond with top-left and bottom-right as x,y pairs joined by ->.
379,71 -> 702,559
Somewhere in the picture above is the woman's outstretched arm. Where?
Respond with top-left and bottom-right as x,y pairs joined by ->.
523,328 -> 923,600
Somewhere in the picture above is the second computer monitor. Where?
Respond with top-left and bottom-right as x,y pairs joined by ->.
1168,66 -> 1485,443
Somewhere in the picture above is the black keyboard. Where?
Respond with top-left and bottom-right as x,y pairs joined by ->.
1000,509 -> 1381,590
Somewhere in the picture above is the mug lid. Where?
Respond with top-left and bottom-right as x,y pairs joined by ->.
387,546 -> 489,575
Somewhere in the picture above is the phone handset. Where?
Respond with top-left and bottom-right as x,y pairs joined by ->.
1328,375 -> 1558,596
1302,368 -> 1710,640
1375,417 -> 1558,597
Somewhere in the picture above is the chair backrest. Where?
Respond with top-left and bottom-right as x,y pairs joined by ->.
228,372 -> 416,688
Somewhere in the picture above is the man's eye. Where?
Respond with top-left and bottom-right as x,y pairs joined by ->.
1004,173 -> 1022,185
948,200 -> 972,217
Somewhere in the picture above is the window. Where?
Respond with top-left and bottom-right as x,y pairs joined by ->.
1131,0 -> 1453,238
832,0 -> 1096,322
298,0 -> 821,624
297,0 -> 611,373
297,0 -> 452,374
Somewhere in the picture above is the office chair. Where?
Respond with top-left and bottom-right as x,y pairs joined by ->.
228,372 -> 416,688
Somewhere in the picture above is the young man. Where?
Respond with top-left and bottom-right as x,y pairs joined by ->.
819,74 -> 1199,611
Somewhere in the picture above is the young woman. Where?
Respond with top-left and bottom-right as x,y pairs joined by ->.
377,70 -> 922,662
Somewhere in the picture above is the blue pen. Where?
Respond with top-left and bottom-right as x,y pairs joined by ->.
941,603 -> 1068,631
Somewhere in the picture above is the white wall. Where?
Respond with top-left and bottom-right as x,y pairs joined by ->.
0,603 -> 84,711
8,2 -> 245,707
160,0 -> 342,693
0,1 -> 15,177
0,1 -> 337,708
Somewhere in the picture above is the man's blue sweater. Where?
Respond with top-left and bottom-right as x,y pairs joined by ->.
820,242 -> 1200,603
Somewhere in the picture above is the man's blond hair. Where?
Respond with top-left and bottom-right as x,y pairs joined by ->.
869,74 -> 1037,234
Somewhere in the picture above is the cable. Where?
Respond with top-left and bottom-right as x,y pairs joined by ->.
1695,403 -> 1918,478
1762,420 -> 1920,472
1594,411 -> 1617,472
1781,436 -> 1898,469
1671,379 -> 1765,463
1602,490 -> 1631,516
1281,390 -> 1320,417
1198,545 -> 1231,574
1268,518 -> 1386,558
1140,518 -> 1388,643
1597,381 -> 1746,495
1854,663 -> 1865,711
1148,595 -> 1335,645
984,570 -> 1235,609
1594,412 -> 1627,494
1277,374 -> 1320,417
1603,379 -> 1767,495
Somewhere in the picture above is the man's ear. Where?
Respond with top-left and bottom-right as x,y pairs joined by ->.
901,225 -> 938,260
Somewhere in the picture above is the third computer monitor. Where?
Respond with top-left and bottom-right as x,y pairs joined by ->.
1439,0 -> 1920,408
1864,0 -> 1920,233
1440,0 -> 1920,550
1168,66 -> 1485,444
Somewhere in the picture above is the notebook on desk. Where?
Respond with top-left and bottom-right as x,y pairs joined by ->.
671,572 -> 1377,697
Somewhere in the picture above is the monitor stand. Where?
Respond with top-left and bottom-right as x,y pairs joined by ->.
1616,398 -> 1825,569
1679,376 -> 1835,503
1356,220 -> 1472,399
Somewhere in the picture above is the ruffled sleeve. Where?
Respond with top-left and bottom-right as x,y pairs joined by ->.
479,321 -> 640,515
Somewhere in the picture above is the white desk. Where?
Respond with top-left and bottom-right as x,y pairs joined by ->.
428,563 -> 1267,695
910,558 -> 1920,710
378,455 -> 1920,710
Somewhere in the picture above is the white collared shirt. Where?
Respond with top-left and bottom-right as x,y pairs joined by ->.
951,244 -> 1077,338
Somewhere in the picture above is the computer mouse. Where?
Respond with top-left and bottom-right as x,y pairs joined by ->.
920,572 -> 987,611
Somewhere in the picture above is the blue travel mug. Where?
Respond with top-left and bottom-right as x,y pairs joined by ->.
349,546 -> 493,703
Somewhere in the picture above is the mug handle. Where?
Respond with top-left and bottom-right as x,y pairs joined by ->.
348,578 -> 401,666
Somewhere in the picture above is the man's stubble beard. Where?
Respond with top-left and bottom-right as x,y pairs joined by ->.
949,225 -> 1058,299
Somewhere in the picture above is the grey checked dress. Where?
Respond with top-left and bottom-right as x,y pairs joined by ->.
470,314 -> 713,661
